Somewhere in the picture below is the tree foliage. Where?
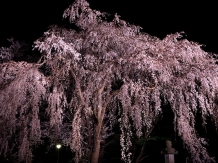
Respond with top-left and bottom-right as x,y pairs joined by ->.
0,38 -> 29,63
1,0 -> 218,162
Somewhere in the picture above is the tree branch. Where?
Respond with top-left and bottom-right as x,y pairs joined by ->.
93,73 -> 110,120
70,67 -> 86,107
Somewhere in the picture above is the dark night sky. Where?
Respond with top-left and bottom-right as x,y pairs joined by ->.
0,1 -> 217,53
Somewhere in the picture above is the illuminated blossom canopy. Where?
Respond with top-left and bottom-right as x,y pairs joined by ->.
1,0 -> 218,162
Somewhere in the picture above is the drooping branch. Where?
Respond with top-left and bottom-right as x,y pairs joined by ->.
70,66 -> 86,107
1,1 -> 218,163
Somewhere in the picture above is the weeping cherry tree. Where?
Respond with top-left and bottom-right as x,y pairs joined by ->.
1,0 -> 218,162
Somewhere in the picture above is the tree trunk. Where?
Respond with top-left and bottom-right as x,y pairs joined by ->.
98,139 -> 106,163
91,75 -> 109,163
91,122 -> 102,163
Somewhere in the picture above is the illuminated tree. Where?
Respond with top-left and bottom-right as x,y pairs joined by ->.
1,0 -> 218,162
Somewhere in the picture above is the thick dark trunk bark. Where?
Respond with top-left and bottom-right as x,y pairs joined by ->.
91,123 -> 102,163
98,139 -> 106,163
91,75 -> 109,163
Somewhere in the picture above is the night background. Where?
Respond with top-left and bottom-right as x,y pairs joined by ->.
0,1 -> 218,163
0,1 -> 217,53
